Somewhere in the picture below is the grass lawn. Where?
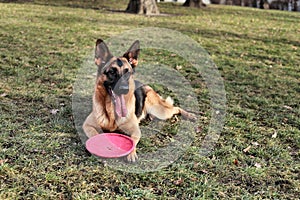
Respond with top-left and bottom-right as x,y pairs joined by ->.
0,0 -> 299,199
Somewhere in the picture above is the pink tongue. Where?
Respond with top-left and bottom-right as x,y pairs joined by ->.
114,94 -> 128,118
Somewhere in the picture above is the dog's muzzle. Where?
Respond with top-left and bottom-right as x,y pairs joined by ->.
113,73 -> 131,95
114,81 -> 129,95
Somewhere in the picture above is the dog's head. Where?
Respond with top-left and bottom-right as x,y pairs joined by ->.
94,39 -> 140,117
94,39 -> 139,95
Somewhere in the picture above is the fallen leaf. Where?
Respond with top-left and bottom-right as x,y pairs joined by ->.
251,142 -> 259,146
271,131 -> 277,138
283,105 -> 293,111
218,191 -> 226,198
50,109 -> 59,115
254,162 -> 262,168
0,93 -> 8,97
176,65 -> 182,70
174,178 -> 184,185
0,159 -> 8,165
243,145 -> 252,153
291,45 -> 298,50
195,126 -> 202,133
169,138 -> 175,143
233,159 -> 239,166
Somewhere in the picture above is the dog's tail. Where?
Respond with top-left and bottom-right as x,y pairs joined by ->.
165,96 -> 174,105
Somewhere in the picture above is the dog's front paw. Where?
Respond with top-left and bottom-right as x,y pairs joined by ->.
127,149 -> 138,162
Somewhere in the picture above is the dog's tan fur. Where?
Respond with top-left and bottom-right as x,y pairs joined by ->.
83,40 -> 196,162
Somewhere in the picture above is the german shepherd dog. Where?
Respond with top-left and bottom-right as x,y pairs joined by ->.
83,39 -> 196,162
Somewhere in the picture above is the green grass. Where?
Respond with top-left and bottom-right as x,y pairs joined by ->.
1,0 -> 299,199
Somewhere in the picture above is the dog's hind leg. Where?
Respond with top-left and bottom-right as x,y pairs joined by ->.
144,87 -> 196,121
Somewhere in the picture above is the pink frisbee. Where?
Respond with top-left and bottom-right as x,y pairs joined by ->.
86,133 -> 134,158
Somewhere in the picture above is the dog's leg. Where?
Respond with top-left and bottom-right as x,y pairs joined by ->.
144,88 -> 197,121
82,113 -> 100,138
127,126 -> 141,162
176,107 -> 197,121
119,121 -> 141,162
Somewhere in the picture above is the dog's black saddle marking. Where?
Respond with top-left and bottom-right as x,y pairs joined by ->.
134,80 -> 146,118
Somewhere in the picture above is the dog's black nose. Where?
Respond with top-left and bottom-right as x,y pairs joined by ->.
114,83 -> 129,95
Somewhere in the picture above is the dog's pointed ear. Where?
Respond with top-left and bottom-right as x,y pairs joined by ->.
95,39 -> 113,67
123,40 -> 140,68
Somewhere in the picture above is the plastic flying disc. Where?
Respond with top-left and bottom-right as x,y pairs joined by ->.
86,133 -> 134,158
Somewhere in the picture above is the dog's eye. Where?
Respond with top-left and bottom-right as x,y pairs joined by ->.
123,68 -> 129,74
108,68 -> 116,75
122,69 -> 131,80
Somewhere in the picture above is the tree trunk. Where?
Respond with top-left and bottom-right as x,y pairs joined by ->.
126,0 -> 160,15
183,0 -> 206,7
293,0 -> 298,11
